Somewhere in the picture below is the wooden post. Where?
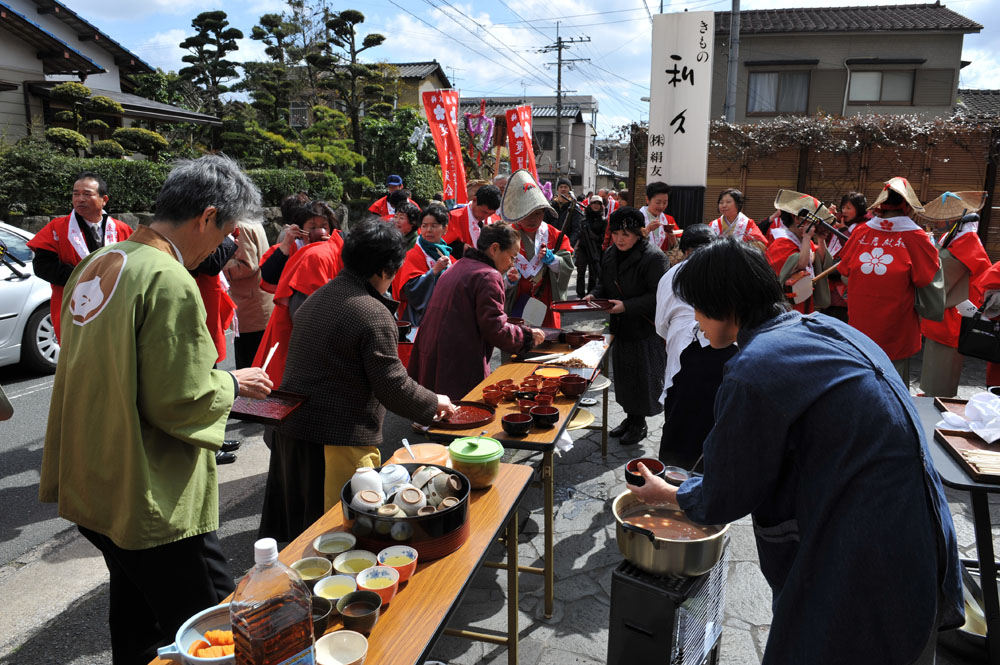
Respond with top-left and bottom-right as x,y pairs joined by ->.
796,145 -> 809,193
979,127 -> 999,250
858,144 -> 870,194
919,139 -> 934,202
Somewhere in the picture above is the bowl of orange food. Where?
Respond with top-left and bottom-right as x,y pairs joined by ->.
157,603 -> 234,663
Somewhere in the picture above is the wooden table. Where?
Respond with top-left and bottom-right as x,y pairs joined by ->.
149,463 -> 533,665
426,336 -> 613,619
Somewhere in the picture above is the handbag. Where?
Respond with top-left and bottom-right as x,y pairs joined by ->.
958,308 -> 1000,363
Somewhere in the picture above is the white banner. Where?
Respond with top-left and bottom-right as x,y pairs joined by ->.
647,11 -> 715,187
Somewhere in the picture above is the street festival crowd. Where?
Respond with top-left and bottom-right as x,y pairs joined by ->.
24,151 -> 1000,664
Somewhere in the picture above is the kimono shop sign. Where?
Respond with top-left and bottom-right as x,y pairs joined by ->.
647,11 -> 715,187
423,90 -> 469,208
505,105 -> 539,183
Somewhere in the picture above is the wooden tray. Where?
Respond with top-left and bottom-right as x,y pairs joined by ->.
934,429 -> 1000,484
434,401 -> 496,430
552,299 -> 613,312
933,397 -> 967,418
230,390 -> 307,425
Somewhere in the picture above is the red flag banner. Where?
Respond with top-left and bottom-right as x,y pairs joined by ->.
505,105 -> 538,182
422,90 -> 468,208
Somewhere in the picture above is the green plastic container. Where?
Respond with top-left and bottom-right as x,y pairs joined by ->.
449,436 -> 504,489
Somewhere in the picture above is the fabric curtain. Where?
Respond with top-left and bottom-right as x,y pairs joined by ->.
748,72 -> 778,113
777,72 -> 809,113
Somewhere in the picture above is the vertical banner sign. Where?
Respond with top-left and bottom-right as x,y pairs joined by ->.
422,90 -> 468,207
647,12 -> 715,187
505,105 -> 539,182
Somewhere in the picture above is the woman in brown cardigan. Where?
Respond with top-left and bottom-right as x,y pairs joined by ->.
258,218 -> 457,542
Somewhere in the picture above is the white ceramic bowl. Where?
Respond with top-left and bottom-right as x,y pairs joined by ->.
314,574 -> 358,605
349,468 -> 383,496
332,549 -> 377,578
313,532 -> 357,560
316,629 -> 368,665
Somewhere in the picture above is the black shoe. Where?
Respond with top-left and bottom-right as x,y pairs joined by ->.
215,450 -> 237,465
620,421 -> 648,446
221,440 -> 242,453
610,418 -> 631,438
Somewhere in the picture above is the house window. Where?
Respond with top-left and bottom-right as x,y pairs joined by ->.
849,71 -> 914,104
289,102 -> 308,128
536,131 -> 553,151
747,71 -> 809,115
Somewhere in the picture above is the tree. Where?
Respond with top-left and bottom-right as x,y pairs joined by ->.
314,10 -> 388,151
360,106 -> 438,186
44,128 -> 88,156
178,11 -> 243,124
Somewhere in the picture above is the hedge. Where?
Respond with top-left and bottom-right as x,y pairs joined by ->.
0,141 -> 344,216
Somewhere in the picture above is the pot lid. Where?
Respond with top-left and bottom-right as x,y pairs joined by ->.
449,436 -> 504,463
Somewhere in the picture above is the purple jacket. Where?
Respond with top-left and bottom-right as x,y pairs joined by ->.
409,251 -> 532,400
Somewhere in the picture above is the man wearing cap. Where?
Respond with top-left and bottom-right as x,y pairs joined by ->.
837,177 -> 942,380
369,175 -> 416,219
502,169 -> 575,329
444,184 -> 501,256
550,177 -> 584,238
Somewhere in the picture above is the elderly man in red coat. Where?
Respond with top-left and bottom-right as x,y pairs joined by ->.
27,172 -> 133,340
409,223 -> 545,401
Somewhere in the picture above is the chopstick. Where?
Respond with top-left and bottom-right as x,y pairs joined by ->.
261,342 -> 279,375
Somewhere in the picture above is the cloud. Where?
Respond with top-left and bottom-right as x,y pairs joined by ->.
960,47 -> 1000,90
75,0 -> 204,21
133,29 -> 190,73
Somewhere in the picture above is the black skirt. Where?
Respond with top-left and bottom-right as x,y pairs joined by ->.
611,335 -> 667,417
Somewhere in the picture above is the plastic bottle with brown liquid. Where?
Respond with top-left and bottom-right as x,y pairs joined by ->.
231,538 -> 316,665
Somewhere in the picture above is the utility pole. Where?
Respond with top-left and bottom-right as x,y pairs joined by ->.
541,22 -> 589,176
724,0 -> 741,122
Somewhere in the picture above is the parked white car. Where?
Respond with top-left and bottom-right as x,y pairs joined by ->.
0,222 -> 59,372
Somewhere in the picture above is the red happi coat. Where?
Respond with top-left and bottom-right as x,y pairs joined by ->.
195,273 -> 237,363
443,205 -> 498,248
920,227 -> 991,348
26,212 -> 132,340
974,261 -> 1000,386
253,233 -> 344,386
258,242 -> 301,294
368,196 -> 417,221
766,231 -> 818,314
837,216 -> 940,360
709,213 -> 769,246
391,242 -> 454,321
511,222 -> 573,329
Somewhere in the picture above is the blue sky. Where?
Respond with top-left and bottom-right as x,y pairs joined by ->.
76,0 -> 999,137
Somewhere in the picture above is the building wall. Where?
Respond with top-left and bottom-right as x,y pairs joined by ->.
709,31 -> 965,122
0,37 -> 44,141
6,0 -> 124,91
397,72 -> 450,107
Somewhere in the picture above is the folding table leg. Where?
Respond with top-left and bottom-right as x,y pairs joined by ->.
507,509 -> 519,665
543,450 -> 554,618
972,490 -> 1000,664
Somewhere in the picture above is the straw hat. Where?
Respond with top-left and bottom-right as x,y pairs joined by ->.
869,177 -> 924,213
773,189 -> 835,223
500,169 -> 554,224
917,191 -> 987,222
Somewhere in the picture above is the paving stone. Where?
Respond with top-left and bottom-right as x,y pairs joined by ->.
727,522 -> 759,562
950,510 -> 978,550
428,633 -> 485,665
724,562 -> 773,626
478,636 -> 546,665
527,595 -> 610,662
538,646 -> 606,665
752,624 -> 771,655
553,570 -> 604,603
555,497 -> 610,534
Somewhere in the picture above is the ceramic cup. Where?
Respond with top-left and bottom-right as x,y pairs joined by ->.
378,464 -> 411,496
377,545 -> 419,583
315,629 -> 368,665
311,595 -> 334,637
349,467 -> 383,496
314,574 -> 358,609
356,564 -> 400,606
291,556 -> 332,591
313,532 -> 357,561
333,550 -> 378,578
411,465 -> 443,491
396,486 -> 427,516
350,489 -> 385,514
336,590 -> 382,636
425,473 -> 462,507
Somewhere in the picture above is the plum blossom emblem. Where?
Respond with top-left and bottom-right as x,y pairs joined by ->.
859,247 -> 894,275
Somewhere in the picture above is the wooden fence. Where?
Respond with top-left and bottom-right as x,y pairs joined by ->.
629,125 -> 1000,258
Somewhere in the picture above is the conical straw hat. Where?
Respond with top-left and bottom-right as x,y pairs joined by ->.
500,169 -> 554,224
773,189 -> 835,223
917,191 -> 987,222
869,176 -> 924,213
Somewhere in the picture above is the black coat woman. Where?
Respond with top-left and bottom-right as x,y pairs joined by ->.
585,207 -> 670,445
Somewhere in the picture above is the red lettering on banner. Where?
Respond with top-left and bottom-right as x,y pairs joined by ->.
423,90 -> 468,207
505,105 -> 538,181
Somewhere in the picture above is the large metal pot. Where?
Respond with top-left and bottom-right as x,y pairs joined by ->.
612,490 -> 728,577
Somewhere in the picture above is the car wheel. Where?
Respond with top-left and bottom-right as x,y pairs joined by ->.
21,306 -> 59,373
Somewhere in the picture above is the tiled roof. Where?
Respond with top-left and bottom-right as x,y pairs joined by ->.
0,1 -> 104,75
715,3 -> 982,35
392,61 -> 447,82
28,0 -> 154,74
459,99 -> 583,120
29,81 -> 221,125
955,89 -> 1000,118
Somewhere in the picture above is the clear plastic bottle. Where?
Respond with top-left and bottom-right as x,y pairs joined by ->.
231,538 -> 316,665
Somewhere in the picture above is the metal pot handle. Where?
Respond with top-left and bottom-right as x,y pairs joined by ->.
621,520 -> 659,547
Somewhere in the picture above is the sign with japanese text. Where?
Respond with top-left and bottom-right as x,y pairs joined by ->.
505,105 -> 539,183
422,89 -> 468,207
647,12 -> 715,187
